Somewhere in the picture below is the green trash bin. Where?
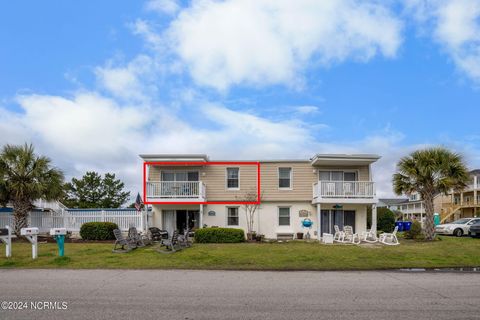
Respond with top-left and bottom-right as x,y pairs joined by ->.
433,213 -> 440,226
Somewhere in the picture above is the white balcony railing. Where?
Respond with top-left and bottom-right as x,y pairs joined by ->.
147,181 -> 206,200
313,181 -> 375,199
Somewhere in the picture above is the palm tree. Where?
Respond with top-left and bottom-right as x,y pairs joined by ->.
0,144 -> 64,235
393,147 -> 469,240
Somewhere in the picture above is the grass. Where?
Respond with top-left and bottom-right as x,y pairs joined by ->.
0,236 -> 479,270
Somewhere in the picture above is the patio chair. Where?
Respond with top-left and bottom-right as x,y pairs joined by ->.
148,227 -> 168,242
360,229 -> 378,243
128,226 -> 146,247
157,230 -> 182,254
379,226 -> 400,246
112,229 -> 137,253
342,226 -> 361,244
333,225 -> 344,242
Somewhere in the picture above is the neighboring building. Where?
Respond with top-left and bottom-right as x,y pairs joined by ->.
440,170 -> 480,223
395,170 -> 480,224
141,153 -> 380,240
377,198 -> 408,212
398,193 -> 426,222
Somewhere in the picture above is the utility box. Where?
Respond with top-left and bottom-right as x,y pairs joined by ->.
50,228 -> 67,236
20,227 -> 39,236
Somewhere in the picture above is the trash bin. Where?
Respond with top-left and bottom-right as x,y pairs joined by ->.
433,213 -> 440,226
403,221 -> 412,231
395,221 -> 404,232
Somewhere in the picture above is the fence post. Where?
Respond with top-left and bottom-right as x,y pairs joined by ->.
101,210 -> 105,222
140,209 -> 144,232
62,209 -> 67,230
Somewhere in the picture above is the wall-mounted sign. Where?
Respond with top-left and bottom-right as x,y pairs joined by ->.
208,210 -> 216,216
299,210 -> 310,218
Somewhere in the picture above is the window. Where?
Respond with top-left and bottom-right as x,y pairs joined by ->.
278,167 -> 292,188
227,207 -> 239,226
278,207 -> 291,226
226,167 -> 239,189
319,171 -> 357,182
161,171 -> 199,181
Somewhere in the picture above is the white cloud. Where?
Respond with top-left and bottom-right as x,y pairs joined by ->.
166,0 -> 403,90
95,55 -> 156,101
295,105 -> 320,114
406,0 -> 480,83
146,0 -> 180,15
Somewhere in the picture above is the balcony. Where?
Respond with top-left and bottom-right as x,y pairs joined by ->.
313,181 -> 376,204
146,181 -> 206,202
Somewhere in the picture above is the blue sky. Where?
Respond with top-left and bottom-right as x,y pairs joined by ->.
1,0 -> 480,197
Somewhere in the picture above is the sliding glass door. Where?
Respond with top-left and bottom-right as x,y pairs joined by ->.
320,210 -> 356,235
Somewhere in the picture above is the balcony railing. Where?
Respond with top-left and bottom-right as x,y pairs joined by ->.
146,181 -> 206,201
313,181 -> 375,199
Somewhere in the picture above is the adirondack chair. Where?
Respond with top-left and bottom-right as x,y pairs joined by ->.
148,227 -> 168,242
379,226 -> 400,246
333,225 -> 344,242
360,229 -> 378,243
112,229 -> 137,253
128,226 -> 151,247
342,226 -> 360,244
157,230 -> 182,254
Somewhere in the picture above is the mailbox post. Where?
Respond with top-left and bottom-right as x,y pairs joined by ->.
20,227 -> 39,259
50,228 -> 67,257
0,226 -> 12,258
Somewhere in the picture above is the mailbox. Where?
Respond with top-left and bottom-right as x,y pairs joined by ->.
0,226 -> 12,258
50,228 -> 67,236
20,227 -> 39,236
20,227 -> 39,259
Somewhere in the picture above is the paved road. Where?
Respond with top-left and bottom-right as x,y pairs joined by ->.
0,269 -> 479,320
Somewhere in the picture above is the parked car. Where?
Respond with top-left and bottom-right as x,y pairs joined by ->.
469,221 -> 480,238
435,218 -> 480,237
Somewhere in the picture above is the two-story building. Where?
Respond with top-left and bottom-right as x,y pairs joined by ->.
140,153 -> 380,240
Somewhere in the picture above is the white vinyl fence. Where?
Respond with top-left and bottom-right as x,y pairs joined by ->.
0,209 -> 148,233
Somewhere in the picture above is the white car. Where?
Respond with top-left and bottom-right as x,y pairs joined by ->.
435,218 -> 480,237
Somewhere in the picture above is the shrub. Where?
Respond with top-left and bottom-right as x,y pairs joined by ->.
195,227 -> 245,243
377,208 -> 396,233
404,220 -> 423,240
80,222 -> 118,240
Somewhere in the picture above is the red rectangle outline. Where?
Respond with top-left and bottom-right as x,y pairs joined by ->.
143,161 -> 261,205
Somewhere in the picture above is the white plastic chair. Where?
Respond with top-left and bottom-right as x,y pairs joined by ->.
333,225 -> 344,242
360,229 -> 378,243
342,226 -> 360,244
379,226 -> 399,246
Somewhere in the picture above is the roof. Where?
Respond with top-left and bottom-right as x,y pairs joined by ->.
139,154 -> 210,162
469,169 -> 480,176
310,154 -> 381,166
378,198 -> 409,205
139,153 -> 381,165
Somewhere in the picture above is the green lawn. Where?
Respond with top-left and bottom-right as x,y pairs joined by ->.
0,236 -> 479,270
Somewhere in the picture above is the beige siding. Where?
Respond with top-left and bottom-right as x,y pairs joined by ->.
202,165 -> 257,201
260,162 -> 316,201
147,162 -> 372,202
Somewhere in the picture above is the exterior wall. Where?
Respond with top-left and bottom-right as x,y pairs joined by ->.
151,204 -> 201,229
202,165 -> 257,201
148,164 -> 257,201
260,162 -> 316,201
148,162 -> 372,202
151,202 -> 369,240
